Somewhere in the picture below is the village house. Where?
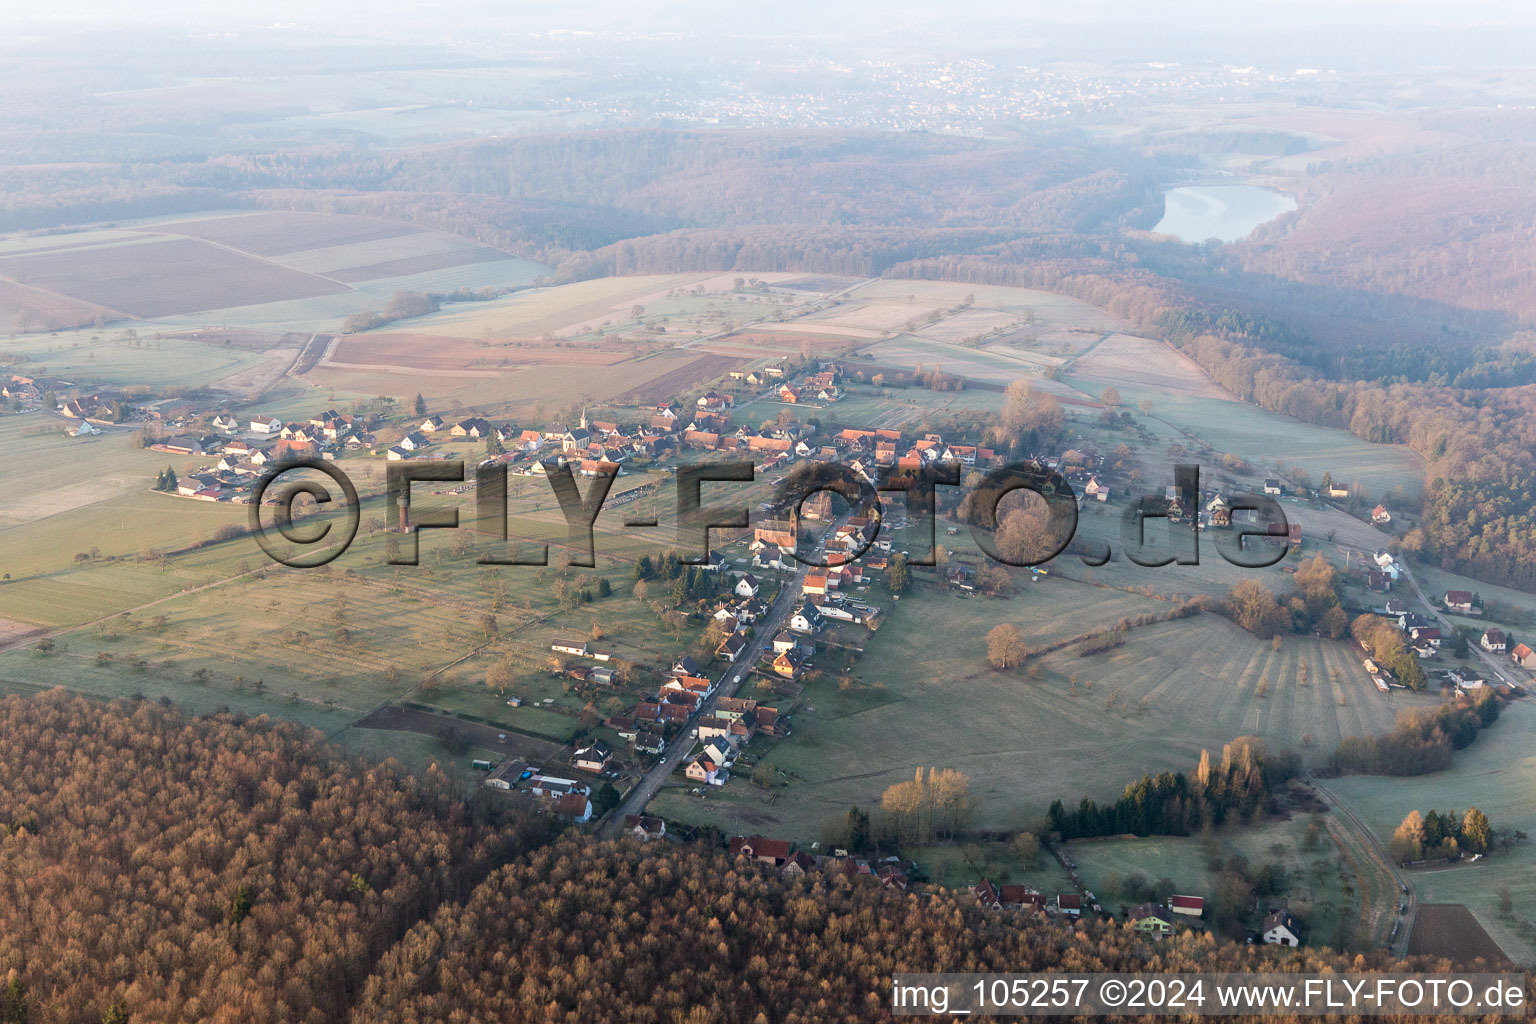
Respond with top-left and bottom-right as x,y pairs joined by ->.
1372,504 -> 1392,524
571,741 -> 612,774
752,543 -> 787,570
998,886 -> 1044,912
715,632 -> 749,663
1263,478 -> 1283,496
772,648 -> 807,680
1443,590 -> 1478,615
686,756 -> 728,786
624,815 -> 666,841
730,835 -> 791,866
1057,894 -> 1082,917
1512,643 -> 1536,669
754,705 -> 792,737
1449,666 -> 1486,691
970,879 -> 1001,909
1127,904 -> 1175,936
1481,628 -> 1508,654
450,416 -> 493,438
1262,910 -> 1301,947
734,573 -> 761,598
553,792 -> 593,822
788,605 -> 823,635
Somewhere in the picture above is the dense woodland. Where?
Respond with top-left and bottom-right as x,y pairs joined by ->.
0,691 -> 553,1024
347,836 -> 1453,1024
0,692 -> 1506,1023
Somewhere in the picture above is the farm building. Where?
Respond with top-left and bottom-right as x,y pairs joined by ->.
551,639 -> 590,657
1170,895 -> 1204,917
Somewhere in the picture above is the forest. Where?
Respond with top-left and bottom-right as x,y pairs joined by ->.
0,691 -> 1505,1024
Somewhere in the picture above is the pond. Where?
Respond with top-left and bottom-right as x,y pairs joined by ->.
1153,184 -> 1297,244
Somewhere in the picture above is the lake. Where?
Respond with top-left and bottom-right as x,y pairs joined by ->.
1153,184 -> 1297,244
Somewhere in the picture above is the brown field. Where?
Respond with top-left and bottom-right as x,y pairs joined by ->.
775,274 -> 866,292
613,353 -> 741,404
329,332 -> 631,372
0,277 -> 115,330
328,247 -> 513,283
0,238 -> 346,318
1407,904 -> 1509,965
0,618 -> 43,650
160,211 -> 424,257
1066,333 -> 1233,400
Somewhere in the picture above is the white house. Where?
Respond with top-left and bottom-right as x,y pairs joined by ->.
250,416 -> 282,434
1262,910 -> 1300,947
572,741 -> 612,774
788,605 -> 822,635
735,574 -> 761,599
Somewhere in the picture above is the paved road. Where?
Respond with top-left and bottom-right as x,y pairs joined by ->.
596,522 -> 842,838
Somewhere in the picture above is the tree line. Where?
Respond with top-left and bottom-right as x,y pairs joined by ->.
1047,737 -> 1300,840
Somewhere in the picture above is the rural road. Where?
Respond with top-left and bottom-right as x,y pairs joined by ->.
1309,775 -> 1415,956
596,516 -> 841,838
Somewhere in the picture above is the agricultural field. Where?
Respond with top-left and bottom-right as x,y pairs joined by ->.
1060,335 -> 1425,502
654,577 -> 1428,841
396,274 -> 713,340
0,277 -> 114,332
1326,701 -> 1536,966
1408,905 -> 1510,964
0,211 -> 548,338
0,237 -> 347,318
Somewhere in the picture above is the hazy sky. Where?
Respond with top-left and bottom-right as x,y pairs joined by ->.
11,0 -> 1536,32
6,0 -> 1536,69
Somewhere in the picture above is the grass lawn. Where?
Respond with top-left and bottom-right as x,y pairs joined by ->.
649,577 -> 1431,842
